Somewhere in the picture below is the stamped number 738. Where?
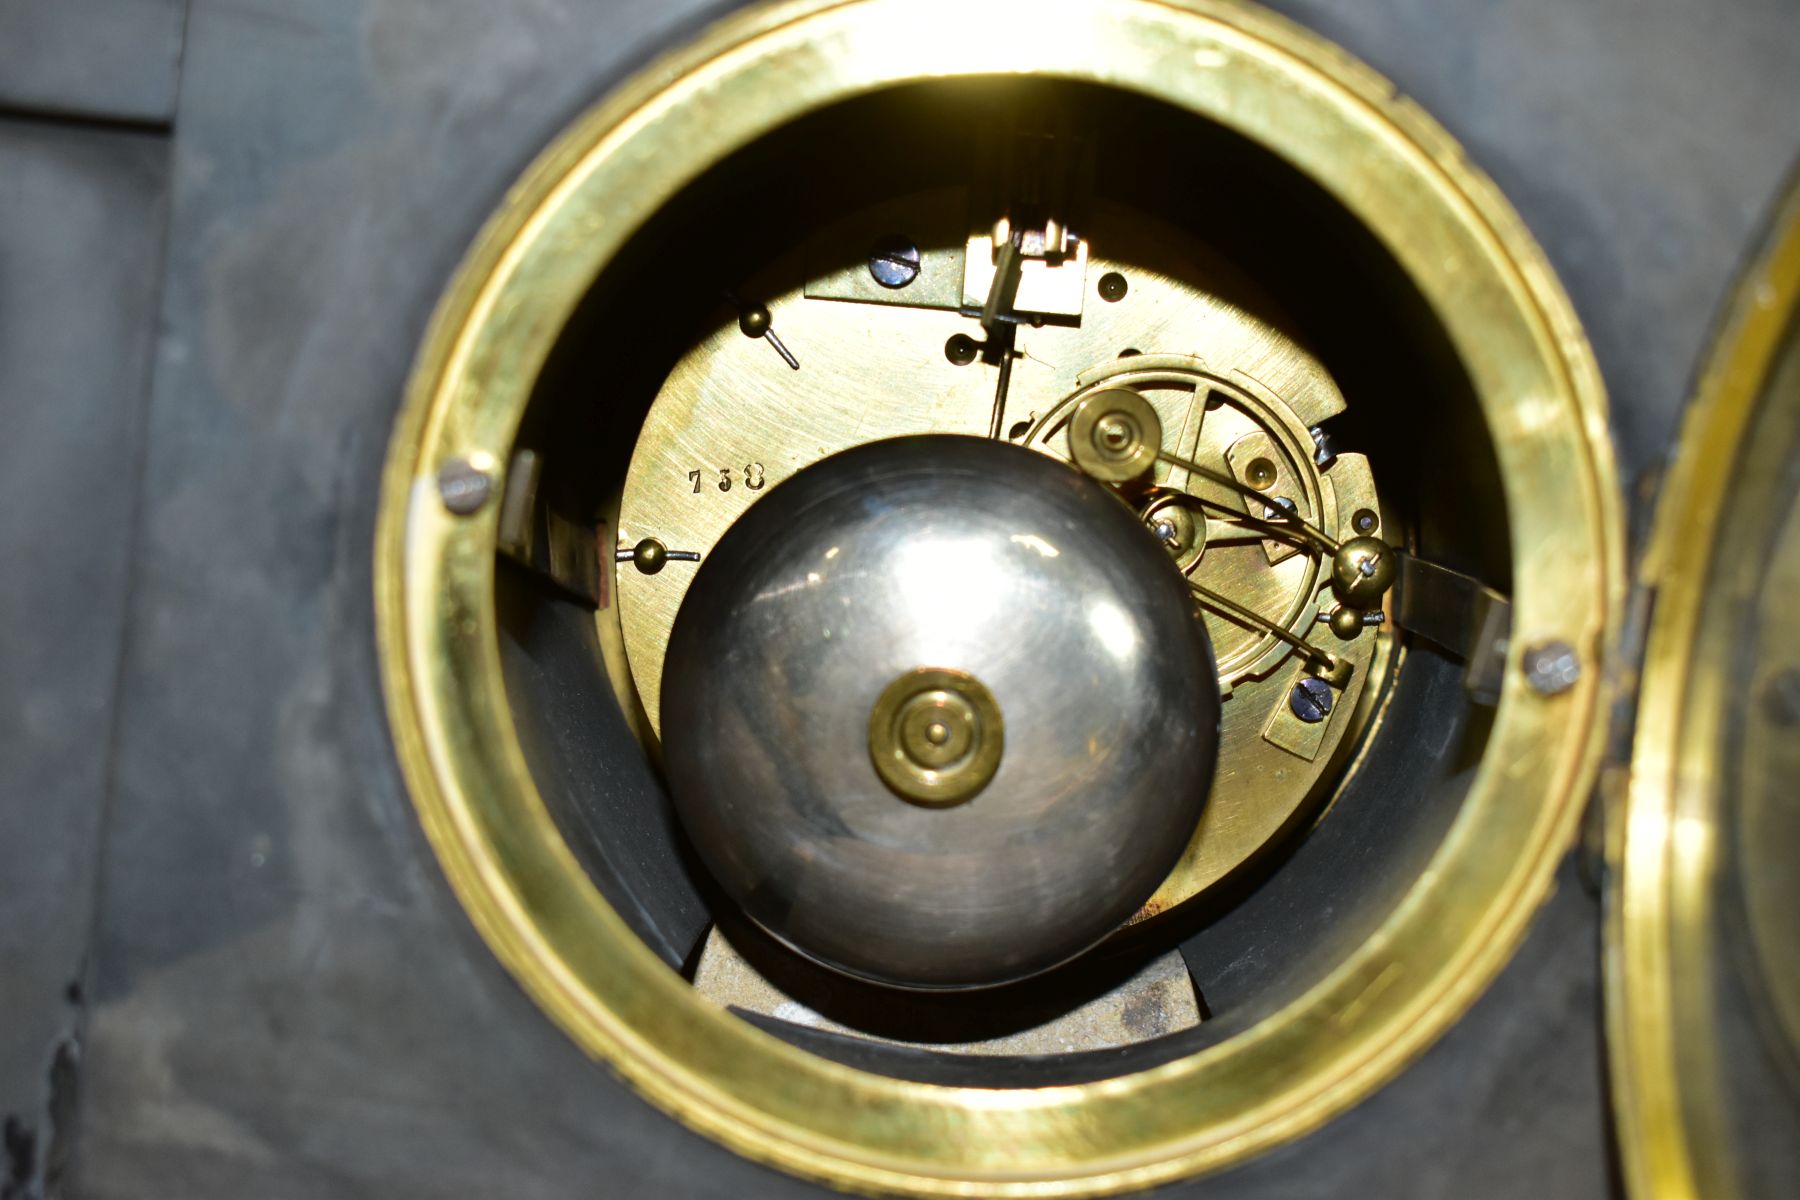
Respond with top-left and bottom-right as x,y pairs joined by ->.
688,464 -> 766,493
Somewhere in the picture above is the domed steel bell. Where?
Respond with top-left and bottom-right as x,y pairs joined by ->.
660,435 -> 1221,989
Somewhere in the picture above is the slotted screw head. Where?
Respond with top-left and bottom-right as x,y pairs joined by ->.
1290,676 -> 1333,723
438,457 -> 493,515
868,236 -> 921,289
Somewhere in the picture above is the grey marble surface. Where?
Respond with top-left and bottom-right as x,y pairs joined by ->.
0,0 -> 188,125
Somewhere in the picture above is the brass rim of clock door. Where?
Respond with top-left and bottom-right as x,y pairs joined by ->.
1609,172 -> 1800,1200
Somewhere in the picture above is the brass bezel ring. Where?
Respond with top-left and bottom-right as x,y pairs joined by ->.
374,1 -> 1622,1195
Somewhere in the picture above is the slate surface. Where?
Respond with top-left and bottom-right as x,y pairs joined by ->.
0,118 -> 170,1197
30,0 -> 1800,1197
69,2 -> 799,1197
0,0 -> 188,126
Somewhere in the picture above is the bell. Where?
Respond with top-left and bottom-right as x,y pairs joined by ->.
660,434 -> 1221,989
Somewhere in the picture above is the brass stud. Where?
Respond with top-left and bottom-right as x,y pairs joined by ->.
1067,388 -> 1162,485
1331,536 -> 1398,609
868,667 -> 1004,807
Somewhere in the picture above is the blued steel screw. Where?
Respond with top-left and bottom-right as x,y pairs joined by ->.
1309,424 -> 1339,469
1290,676 -> 1333,723
868,236 -> 921,288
